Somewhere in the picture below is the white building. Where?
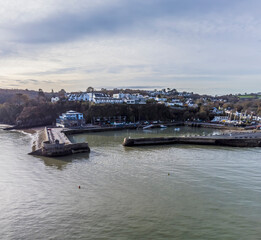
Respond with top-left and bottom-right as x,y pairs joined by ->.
67,93 -> 90,102
51,97 -> 60,103
113,93 -> 129,99
67,92 -> 123,104
185,99 -> 198,108
171,99 -> 183,106
113,93 -> 146,104
211,116 -> 229,123
56,110 -> 85,127
155,97 -> 167,102
88,93 -> 123,104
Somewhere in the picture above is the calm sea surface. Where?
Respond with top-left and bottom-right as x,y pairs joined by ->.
0,126 -> 261,240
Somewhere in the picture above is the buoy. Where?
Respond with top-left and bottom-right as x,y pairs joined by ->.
78,186 -> 81,189
168,173 -> 170,176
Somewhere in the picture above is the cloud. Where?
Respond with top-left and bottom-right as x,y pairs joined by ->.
1,0 -> 261,94
116,85 -> 165,89
21,67 -> 82,76
4,0 -> 246,44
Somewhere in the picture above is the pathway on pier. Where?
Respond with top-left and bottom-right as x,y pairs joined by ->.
46,128 -> 71,145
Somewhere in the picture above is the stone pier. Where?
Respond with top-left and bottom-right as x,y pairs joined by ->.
29,127 -> 90,157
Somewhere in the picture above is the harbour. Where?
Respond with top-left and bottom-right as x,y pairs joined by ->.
1,0 -> 261,239
1,126 -> 261,239
28,122 -> 261,158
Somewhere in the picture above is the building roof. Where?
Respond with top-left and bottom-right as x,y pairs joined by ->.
65,110 -> 82,115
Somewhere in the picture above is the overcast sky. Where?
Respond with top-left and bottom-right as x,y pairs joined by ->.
0,0 -> 260,95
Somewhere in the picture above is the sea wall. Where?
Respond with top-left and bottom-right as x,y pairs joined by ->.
123,133 -> 261,147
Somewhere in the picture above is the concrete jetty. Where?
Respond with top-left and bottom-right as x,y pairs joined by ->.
29,127 -> 90,157
123,132 -> 261,147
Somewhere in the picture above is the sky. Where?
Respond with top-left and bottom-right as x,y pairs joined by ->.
0,0 -> 261,95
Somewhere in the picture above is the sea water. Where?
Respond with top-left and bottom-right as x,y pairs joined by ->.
0,127 -> 261,239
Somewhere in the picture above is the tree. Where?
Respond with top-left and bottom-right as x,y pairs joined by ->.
12,93 -> 29,106
58,89 -> 66,99
87,87 -> 94,93
38,89 -> 46,103
146,98 -> 157,104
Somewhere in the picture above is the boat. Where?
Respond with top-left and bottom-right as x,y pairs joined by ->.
174,128 -> 180,131
160,125 -> 167,128
143,124 -> 154,130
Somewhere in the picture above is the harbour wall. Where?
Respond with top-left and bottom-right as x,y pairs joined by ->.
123,133 -> 261,148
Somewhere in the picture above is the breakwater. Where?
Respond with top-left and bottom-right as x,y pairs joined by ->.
123,132 -> 261,147
184,122 -> 242,130
28,122 -> 183,157
29,127 -> 90,157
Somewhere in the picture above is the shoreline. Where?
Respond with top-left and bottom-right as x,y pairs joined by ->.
4,123 -> 260,157
18,126 -> 45,135
10,127 -> 46,153
0,124 -> 14,129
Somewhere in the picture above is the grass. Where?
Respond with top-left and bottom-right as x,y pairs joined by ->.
238,95 -> 261,99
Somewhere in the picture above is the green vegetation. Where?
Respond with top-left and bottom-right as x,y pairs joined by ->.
238,95 -> 261,99
0,88 -> 261,128
0,100 -> 202,127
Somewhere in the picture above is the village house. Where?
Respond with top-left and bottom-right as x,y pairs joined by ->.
56,110 -> 85,127
211,107 -> 224,115
113,93 -> 146,104
67,93 -> 90,101
67,92 -> 123,104
89,93 -> 123,104
155,97 -> 167,102
171,99 -> 184,106
51,96 -> 60,103
211,116 -> 229,123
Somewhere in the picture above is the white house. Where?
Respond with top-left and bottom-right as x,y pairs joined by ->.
66,92 -> 123,104
113,93 -> 129,99
56,110 -> 85,127
88,93 -> 123,104
211,116 -> 229,123
51,97 -> 60,103
67,93 -> 90,101
113,93 -> 146,104
155,97 -> 167,102
171,99 -> 183,106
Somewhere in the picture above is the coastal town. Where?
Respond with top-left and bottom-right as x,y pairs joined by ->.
54,88 -> 261,128
2,1 -> 261,239
1,87 -> 261,129
2,87 -> 261,157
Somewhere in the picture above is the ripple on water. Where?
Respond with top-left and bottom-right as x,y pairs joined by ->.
1,127 -> 261,239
